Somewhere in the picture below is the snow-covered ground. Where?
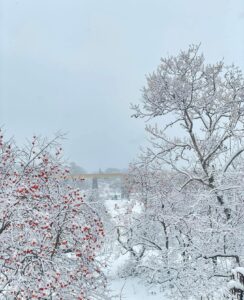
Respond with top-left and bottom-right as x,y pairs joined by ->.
110,279 -> 166,300
103,196 -> 169,300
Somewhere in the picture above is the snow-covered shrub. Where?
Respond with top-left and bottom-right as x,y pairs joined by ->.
0,131 -> 108,299
227,267 -> 244,299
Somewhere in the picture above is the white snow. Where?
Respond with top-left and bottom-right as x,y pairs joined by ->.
103,198 -> 169,299
232,267 -> 244,277
109,278 -> 167,300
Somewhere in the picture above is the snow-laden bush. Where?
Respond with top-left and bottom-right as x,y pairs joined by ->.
0,131 -> 108,299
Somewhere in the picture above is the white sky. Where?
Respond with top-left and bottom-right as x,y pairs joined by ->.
0,0 -> 244,171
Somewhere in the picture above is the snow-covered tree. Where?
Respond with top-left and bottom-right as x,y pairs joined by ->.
0,131 -> 107,300
118,45 -> 244,299
132,44 -> 244,208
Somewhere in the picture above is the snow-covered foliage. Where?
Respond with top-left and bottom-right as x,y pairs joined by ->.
117,45 -> 244,299
227,267 -> 244,299
0,132 -> 107,300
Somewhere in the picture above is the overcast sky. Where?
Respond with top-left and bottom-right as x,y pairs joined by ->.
0,0 -> 244,171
